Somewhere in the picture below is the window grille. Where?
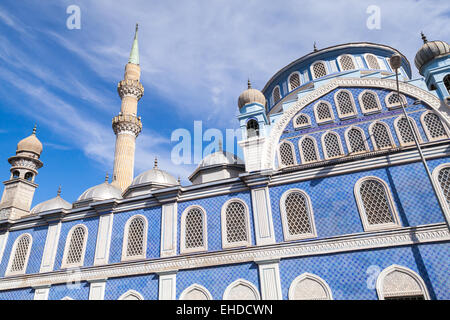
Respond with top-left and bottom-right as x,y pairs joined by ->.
324,132 -> 343,158
126,217 -> 145,257
65,226 -> 86,265
300,137 -> 318,163
360,180 -> 395,225
366,54 -> 380,69
295,114 -> 310,128
312,62 -> 327,78
361,91 -> 380,112
372,122 -> 393,149
423,113 -> 448,140
316,102 -> 333,122
185,208 -> 204,249
437,167 -> 450,206
347,128 -> 367,153
397,117 -> 418,145
339,55 -> 355,70
225,201 -> 248,244
387,93 -> 404,108
336,91 -> 355,117
289,73 -> 301,91
444,75 -> 450,94
279,142 -> 295,167
273,86 -> 281,103
9,235 -> 31,273
285,192 -> 312,236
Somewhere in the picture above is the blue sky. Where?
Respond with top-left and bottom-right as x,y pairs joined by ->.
0,0 -> 448,207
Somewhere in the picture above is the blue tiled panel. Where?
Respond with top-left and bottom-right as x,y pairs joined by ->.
270,158 -> 449,243
104,274 -> 159,300
109,207 -> 162,263
176,262 -> 260,300
279,243 -> 449,300
0,226 -> 48,276
176,192 -> 255,254
0,287 -> 34,300
48,281 -> 90,300
54,217 -> 99,270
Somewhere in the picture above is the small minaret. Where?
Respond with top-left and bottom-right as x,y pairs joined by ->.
0,126 -> 43,220
111,24 -> 144,191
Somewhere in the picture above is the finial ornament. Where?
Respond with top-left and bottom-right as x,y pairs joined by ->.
32,124 -> 37,135
57,185 -> 61,196
247,78 -> 252,89
421,31 -> 428,44
177,176 -> 181,184
218,139 -> 223,152
105,173 -> 109,183
154,156 -> 158,169
313,42 -> 318,52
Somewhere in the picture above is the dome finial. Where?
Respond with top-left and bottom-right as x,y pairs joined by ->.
313,42 -> 318,52
177,176 -> 181,184
57,185 -> 61,197
154,156 -> 158,169
218,139 -> 223,152
32,124 -> 37,135
247,78 -> 252,89
105,173 -> 109,183
421,31 -> 428,44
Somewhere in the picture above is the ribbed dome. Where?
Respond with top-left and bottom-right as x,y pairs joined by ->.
238,80 -> 266,109
31,194 -> 71,214
199,151 -> 244,168
17,127 -> 43,155
414,35 -> 449,75
131,168 -> 178,186
77,181 -> 122,201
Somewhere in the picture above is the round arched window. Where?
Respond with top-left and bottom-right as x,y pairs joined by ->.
24,172 -> 33,181
247,119 -> 259,138
12,171 -> 20,179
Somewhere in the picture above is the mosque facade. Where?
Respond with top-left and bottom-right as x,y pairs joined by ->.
0,26 -> 449,300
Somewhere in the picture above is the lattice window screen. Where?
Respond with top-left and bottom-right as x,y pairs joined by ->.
65,226 -> 86,265
348,128 -> 367,153
444,75 -> 450,94
185,208 -> 204,249
285,192 -> 312,236
289,73 -> 301,90
387,93 -> 404,107
273,87 -> 281,103
126,217 -> 145,257
397,117 -> 417,145
336,91 -> 355,116
225,201 -> 248,244
437,167 -> 450,207
324,132 -> 343,158
366,54 -> 381,69
312,62 -> 327,78
372,122 -> 393,149
424,113 -> 448,140
316,102 -> 332,121
361,91 -> 379,111
279,142 -> 295,166
9,235 -> 31,273
295,114 -> 309,127
301,138 -> 318,163
360,180 -> 395,225
339,55 -> 355,70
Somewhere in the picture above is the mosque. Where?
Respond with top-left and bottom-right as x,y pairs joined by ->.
0,25 -> 448,300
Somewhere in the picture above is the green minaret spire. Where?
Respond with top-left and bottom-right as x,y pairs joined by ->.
128,23 -> 140,65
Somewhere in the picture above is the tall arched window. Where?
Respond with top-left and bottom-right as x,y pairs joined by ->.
181,206 -> 207,254
322,131 -> 343,159
278,141 -> 297,167
421,111 -> 449,141
311,61 -> 328,79
354,177 -> 400,231
288,273 -> 333,300
433,164 -> 450,212
246,119 -> 259,138
272,86 -> 281,104
293,113 -> 311,129
299,136 -> 319,164
180,284 -> 213,300
221,200 -> 250,248
280,189 -> 316,241
359,90 -> 381,114
394,116 -> 421,146
385,92 -> 406,109
370,122 -> 395,150
334,90 -> 356,118
338,54 -> 355,71
444,74 -> 450,94
122,215 -> 147,261
6,234 -> 32,276
12,171 -> 20,179
365,54 -> 381,70
314,101 -> 334,124
288,72 -> 301,91
61,225 -> 88,268
346,127 -> 369,154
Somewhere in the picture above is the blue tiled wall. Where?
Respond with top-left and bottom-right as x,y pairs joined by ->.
104,274 -> 159,300
48,281 -> 90,300
0,287 -> 34,300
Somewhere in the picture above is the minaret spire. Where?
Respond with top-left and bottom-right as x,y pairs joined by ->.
128,23 -> 140,65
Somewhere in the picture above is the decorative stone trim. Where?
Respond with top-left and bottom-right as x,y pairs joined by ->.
117,79 -> 144,100
179,283 -> 213,300
112,115 -> 142,137
288,272 -> 333,300
223,279 -> 260,300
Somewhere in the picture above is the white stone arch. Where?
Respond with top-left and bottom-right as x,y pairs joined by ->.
321,130 -> 344,159
61,224 -> 88,269
385,91 -> 407,109
313,100 -> 334,124
288,71 -> 302,92
277,139 -> 297,168
118,289 -> 144,300
288,273 -> 333,300
310,60 -> 329,79
337,54 -> 357,71
369,121 -> 396,150
298,135 -> 320,164
180,205 -> 208,254
121,214 -> 148,261
376,265 -> 430,300
334,89 -> 357,119
358,89 -> 382,114
180,284 -> 213,300
223,279 -> 260,300
432,163 -> 450,219
344,126 -> 369,154
61,296 -> 74,300
393,116 -> 423,147
5,233 -> 33,276
261,78 -> 449,171
293,113 -> 311,129
420,110 -> 450,141
220,198 -> 251,249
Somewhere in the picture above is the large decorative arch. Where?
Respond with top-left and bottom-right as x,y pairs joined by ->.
288,273 -> 333,300
118,289 -> 144,300
261,78 -> 449,170
180,284 -> 213,300
223,279 -> 260,300
376,265 -> 430,300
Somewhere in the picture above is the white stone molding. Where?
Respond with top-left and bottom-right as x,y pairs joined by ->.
220,198 -> 251,249
358,89 -> 382,114
0,231 -> 9,265
223,279 -> 260,300
368,121 -> 396,151
432,163 -> 450,223
61,224 -> 88,269
393,116 -> 423,147
88,279 -> 106,300
334,89 -> 357,119
158,271 -> 177,300
298,135 -> 321,164
313,100 -> 334,125
310,60 -> 329,79
321,131 -> 345,160
288,273 -> 333,300
121,214 -> 148,262
277,140 -> 297,168
292,113 -> 312,129
288,71 -> 302,92
250,187 -> 276,246
420,110 -> 450,142
384,91 -> 407,109
344,126 -> 369,155
93,213 -> 114,266
33,285 -> 50,300
376,264 -> 430,300
279,189 -> 317,241
354,176 -> 401,232
160,203 -> 178,258
337,54 -> 357,71
40,222 -> 61,273
179,283 -> 213,300
5,233 -> 32,277
118,289 -> 144,300
256,259 -> 282,300
180,205 -> 208,254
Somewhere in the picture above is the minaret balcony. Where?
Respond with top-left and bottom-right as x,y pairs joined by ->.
112,114 -> 143,137
117,79 -> 144,100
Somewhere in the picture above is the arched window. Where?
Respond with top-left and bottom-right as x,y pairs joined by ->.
12,171 -> 20,179
334,90 -> 356,118
288,273 -> 333,300
293,114 -> 311,129
365,54 -> 381,70
122,215 -> 147,261
338,54 -> 356,71
421,111 -> 449,141
6,234 -> 32,276
119,290 -> 144,300
61,225 -> 88,268
385,92 -> 406,109
223,279 -> 260,300
181,206 -> 207,254
376,265 -> 430,300
272,86 -> 281,104
444,74 -> 450,94
370,122 -> 395,150
322,131 -> 343,159
354,177 -> 400,231
278,141 -> 297,168
299,136 -> 319,164
346,127 -> 369,154
311,61 -> 328,79
246,119 -> 259,138
394,116 -> 421,146
288,72 -> 301,91
221,199 -> 250,248
24,172 -> 33,181
314,101 -> 334,124
280,189 -> 316,241
433,164 -> 450,212
359,90 -> 382,114
180,284 -> 212,300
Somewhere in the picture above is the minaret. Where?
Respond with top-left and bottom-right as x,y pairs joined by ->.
0,126 -> 43,220
111,24 -> 144,191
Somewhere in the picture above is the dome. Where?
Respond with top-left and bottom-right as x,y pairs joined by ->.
238,80 -> 266,109
131,168 -> 178,187
31,190 -> 71,214
17,126 -> 43,156
414,34 -> 449,75
198,151 -> 244,168
77,181 -> 122,202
